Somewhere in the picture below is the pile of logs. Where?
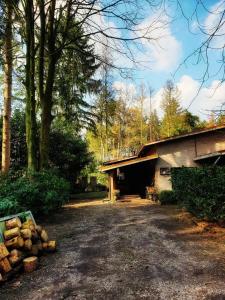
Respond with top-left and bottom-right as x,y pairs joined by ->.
0,217 -> 56,282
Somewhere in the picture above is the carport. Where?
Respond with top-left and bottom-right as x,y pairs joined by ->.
100,154 -> 158,201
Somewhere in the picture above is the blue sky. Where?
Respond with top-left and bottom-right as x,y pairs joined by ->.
108,0 -> 225,119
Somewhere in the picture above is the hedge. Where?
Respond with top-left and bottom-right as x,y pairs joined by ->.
0,170 -> 70,217
171,166 -> 225,221
158,190 -> 177,205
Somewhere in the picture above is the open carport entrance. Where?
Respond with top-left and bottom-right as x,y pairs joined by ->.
101,155 -> 158,201
116,160 -> 156,198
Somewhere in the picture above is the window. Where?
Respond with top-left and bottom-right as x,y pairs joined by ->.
160,167 -> 171,176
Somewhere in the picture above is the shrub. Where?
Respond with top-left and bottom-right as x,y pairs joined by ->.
171,166 -> 225,221
0,170 -> 70,217
158,190 -> 177,205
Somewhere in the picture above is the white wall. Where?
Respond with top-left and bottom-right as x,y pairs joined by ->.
155,138 -> 198,191
154,130 -> 225,191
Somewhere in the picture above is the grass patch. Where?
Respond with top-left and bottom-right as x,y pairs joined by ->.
71,191 -> 108,200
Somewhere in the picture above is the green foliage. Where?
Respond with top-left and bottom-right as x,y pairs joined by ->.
160,81 -> 203,138
158,190 -> 177,205
0,111 -> 92,186
171,167 -> 225,221
0,170 -> 70,217
49,127 -> 92,184
72,191 -> 107,200
160,80 -> 183,138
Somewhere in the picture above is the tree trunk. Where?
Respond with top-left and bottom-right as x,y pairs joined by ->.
25,0 -> 37,172
2,1 -> 13,173
40,98 -> 53,168
39,0 -> 56,169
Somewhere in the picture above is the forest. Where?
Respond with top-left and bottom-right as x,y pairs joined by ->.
0,0 -> 225,297
0,0 -> 224,216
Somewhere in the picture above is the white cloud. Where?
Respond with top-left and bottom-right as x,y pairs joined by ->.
135,12 -> 182,72
135,76 -> 225,119
113,76 -> 225,120
85,5 -> 182,72
204,0 -> 225,48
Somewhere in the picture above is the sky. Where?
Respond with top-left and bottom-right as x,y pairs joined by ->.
99,0 -> 225,120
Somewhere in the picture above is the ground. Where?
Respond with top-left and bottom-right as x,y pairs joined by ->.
1,198 -> 225,300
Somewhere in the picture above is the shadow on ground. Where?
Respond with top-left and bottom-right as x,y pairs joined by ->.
1,198 -> 225,300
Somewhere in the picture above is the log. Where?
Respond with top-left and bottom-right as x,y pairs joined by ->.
22,220 -> 35,230
24,239 -> 32,251
0,258 -> 12,273
27,219 -> 34,225
21,229 -> 32,239
8,255 -> 22,266
35,225 -> 42,234
40,230 -> 48,242
47,241 -> 56,252
5,236 -> 24,249
30,245 -> 39,256
42,242 -> 48,250
5,217 -> 22,230
0,243 -> 9,260
10,249 -> 22,258
23,256 -> 38,273
4,227 -> 20,240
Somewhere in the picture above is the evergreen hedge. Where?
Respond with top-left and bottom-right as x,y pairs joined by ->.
171,166 -> 225,221
0,170 -> 70,217
158,190 -> 177,205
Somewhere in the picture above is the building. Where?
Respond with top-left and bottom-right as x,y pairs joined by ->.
100,125 -> 225,201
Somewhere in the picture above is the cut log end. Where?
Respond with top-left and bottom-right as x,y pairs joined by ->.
0,258 -> 12,273
5,217 -> 22,230
21,229 -> 32,239
4,227 -> 20,240
24,239 -> 32,251
9,255 -> 22,266
5,236 -> 24,249
40,230 -> 48,242
47,241 -> 56,252
0,243 -> 9,260
23,256 -> 38,273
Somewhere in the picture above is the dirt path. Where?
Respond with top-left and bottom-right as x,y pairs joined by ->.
1,199 -> 225,300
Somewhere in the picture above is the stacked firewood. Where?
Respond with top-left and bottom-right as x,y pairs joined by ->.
0,217 -> 56,282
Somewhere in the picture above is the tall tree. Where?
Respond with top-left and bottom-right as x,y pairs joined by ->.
160,80 -> 183,138
1,0 -> 13,173
148,110 -> 160,141
24,0 -> 37,171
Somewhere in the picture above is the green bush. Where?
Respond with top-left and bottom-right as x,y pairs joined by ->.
171,166 -> 225,221
158,190 -> 177,205
0,170 -> 70,217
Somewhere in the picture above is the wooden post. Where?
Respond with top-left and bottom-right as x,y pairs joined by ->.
108,170 -> 116,202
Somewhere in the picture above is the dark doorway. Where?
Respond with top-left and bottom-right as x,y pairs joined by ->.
116,160 -> 155,198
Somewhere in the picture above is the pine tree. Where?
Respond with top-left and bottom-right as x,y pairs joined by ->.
160,80 -> 183,138
148,110 -> 161,141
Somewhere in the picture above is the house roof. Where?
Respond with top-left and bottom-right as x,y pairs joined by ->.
100,154 -> 158,172
193,150 -> 225,161
138,124 -> 225,156
102,155 -> 137,166
101,124 -> 225,170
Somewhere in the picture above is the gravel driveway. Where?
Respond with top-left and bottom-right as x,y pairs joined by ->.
1,198 -> 225,300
